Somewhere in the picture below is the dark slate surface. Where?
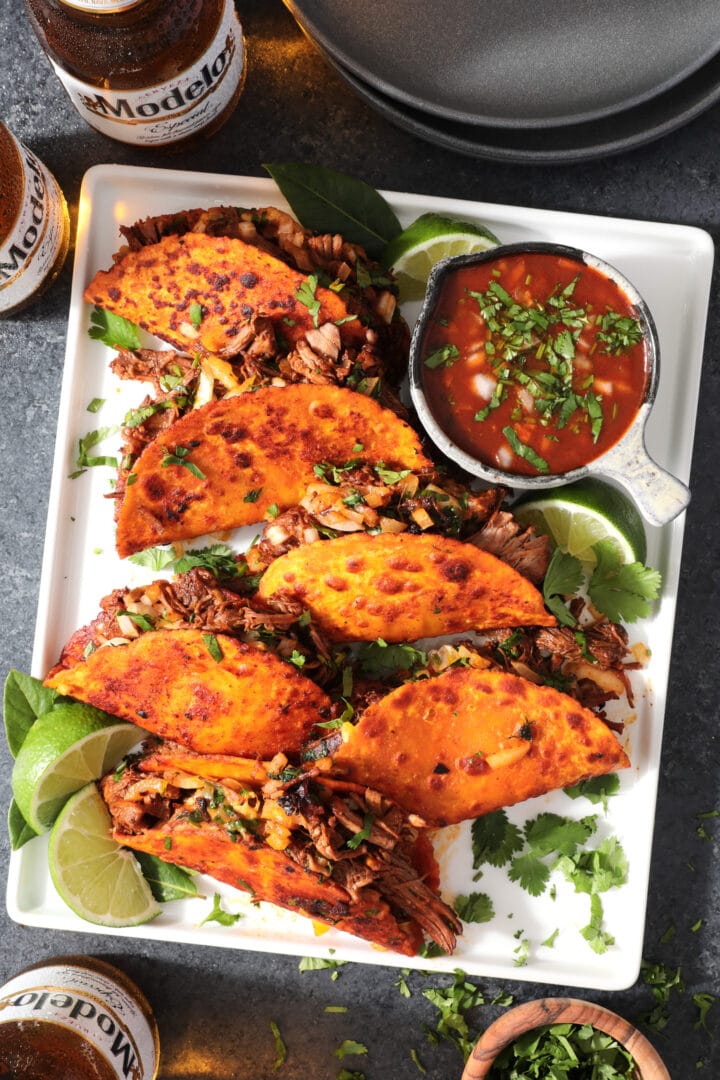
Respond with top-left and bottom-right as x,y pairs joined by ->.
0,3 -> 718,1077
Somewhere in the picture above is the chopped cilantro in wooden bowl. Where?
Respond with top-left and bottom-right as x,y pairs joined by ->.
462,998 -> 670,1079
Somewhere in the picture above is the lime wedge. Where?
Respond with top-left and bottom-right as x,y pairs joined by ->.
11,702 -> 141,834
382,212 -> 499,301
48,782 -> 161,927
513,478 -> 647,569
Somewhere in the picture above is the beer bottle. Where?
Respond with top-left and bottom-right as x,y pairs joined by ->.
0,956 -> 160,1079
23,0 -> 246,149
0,122 -> 70,318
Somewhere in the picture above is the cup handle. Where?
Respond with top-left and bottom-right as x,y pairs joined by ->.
588,422 -> 690,527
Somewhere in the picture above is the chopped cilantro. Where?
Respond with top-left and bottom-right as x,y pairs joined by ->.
269,1020 -> 286,1071
160,444 -> 206,480
199,892 -> 242,927
454,892 -> 494,924
189,301 -> 203,328
356,639 -> 427,679
88,306 -> 141,350
588,540 -> 662,622
243,487 -> 263,503
334,1040 -> 368,1060
202,633 -> 223,663
502,425 -> 549,473
295,274 -> 321,327
542,548 -> 583,627
87,397 -> 105,413
471,810 -> 523,870
69,425 -> 119,478
564,773 -> 620,812
346,812 -> 374,850
422,969 -> 486,1060
424,343 -> 460,369
491,1020 -> 637,1076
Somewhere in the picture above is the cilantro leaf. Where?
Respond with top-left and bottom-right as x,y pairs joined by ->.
422,970 -> 486,1059
70,426 -> 119,477
356,639 -> 427,679
524,812 -> 597,857
160,444 -> 206,480
471,810 -> 523,870
508,852 -> 550,896
88,306 -> 142,350
542,548 -> 583,626
564,773 -> 620,812
128,546 -> 177,571
199,892 -> 243,926
555,836 -> 628,895
580,893 -> 615,953
298,956 -> 348,974
270,1020 -> 286,1071
454,892 -> 494,924
588,539 -> 662,623
295,274 -> 321,327
174,543 -> 241,578
334,1041 -> 368,1060
202,634 -> 223,663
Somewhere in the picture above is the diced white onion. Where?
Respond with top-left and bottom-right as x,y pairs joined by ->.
471,372 -> 497,400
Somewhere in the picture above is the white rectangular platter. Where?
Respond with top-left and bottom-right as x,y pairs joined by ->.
7,164 -> 714,990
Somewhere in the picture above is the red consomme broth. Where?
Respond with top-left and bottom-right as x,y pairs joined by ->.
419,252 -> 650,476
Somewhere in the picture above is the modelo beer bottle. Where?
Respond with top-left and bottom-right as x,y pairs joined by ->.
23,0 -> 245,149
0,122 -> 70,318
0,956 -> 160,1079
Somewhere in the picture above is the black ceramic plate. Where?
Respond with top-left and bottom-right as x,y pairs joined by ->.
319,44 -> 720,164
284,0 -> 720,129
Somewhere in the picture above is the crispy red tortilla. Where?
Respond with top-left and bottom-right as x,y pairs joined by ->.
116,810 -> 424,955
83,232 -> 369,356
44,629 -> 331,757
257,532 -> 555,641
115,384 -> 430,556
331,666 -> 630,825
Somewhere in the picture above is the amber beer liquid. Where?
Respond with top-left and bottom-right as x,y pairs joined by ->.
0,957 -> 160,1079
23,0 -> 245,148
0,123 -> 70,317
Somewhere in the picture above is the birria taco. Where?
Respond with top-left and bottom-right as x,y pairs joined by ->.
114,383 -> 431,557
99,742 -> 461,957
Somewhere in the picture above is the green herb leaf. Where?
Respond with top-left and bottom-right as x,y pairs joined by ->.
470,810 -> 523,870
264,163 -> 401,259
70,426 -> 119,477
174,543 -> 240,578
270,1020 -> 287,1071
424,343 -> 460,369
564,773 -> 620,812
555,836 -> 628,895
3,670 -> 58,757
542,548 -> 583,627
88,306 -> 141,351
8,799 -> 38,849
334,1040 -> 368,1060
199,892 -> 242,927
422,970 -> 486,1059
117,609 -> 155,633
243,487 -> 263,504
356,639 -> 427,679
454,892 -> 494,923
588,540 -> 662,623
580,893 -> 615,953
508,852 -> 551,896
87,397 -> 105,413
346,812 -> 374,850
127,547 -> 177,571
202,633 -> 223,663
295,274 -> 321,327
133,852 -> 199,902
524,812 -> 597,857
189,302 -> 203,328
502,426 -> 549,473
160,444 -> 206,480
298,957 -> 348,974
374,465 -> 412,486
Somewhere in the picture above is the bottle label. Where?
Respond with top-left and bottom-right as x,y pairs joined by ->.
0,132 -> 67,314
51,0 -> 245,145
0,962 -> 158,1080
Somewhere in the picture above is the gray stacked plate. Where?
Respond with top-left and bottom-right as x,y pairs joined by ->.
284,0 -> 720,162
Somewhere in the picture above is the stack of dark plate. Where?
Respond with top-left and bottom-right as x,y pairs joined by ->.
283,0 -> 720,163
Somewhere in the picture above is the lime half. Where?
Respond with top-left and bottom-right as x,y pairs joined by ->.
382,212 -> 500,301
11,702 -> 141,834
513,478 -> 647,569
48,782 -> 161,927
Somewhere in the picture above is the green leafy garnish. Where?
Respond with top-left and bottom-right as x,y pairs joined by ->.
3,670 -> 58,757
334,1040 -> 368,1060
356,639 -> 427,679
471,811 -> 523,871
422,969 -> 487,1060
160,444 -> 206,480
490,1020 -> 637,1077
116,609 -> 155,633
264,163 -> 401,259
133,852 -> 199,902
88,307 -> 141,351
202,633 -> 223,663
295,274 -> 321,327
87,397 -> 105,413
424,343 -> 460,369
174,544 -> 241,578
243,487 -> 263,503
564,773 -> 620,812
189,301 -> 203,328
638,960 -> 685,1033
127,547 -> 177,571
542,548 -> 584,627
199,892 -> 243,927
346,812 -> 374,850
502,426 -> 549,474
8,799 -> 38,850
596,310 -> 643,354
454,892 -> 494,924
587,539 -> 662,623
298,957 -> 348,976
70,426 -> 119,478
270,1020 -> 287,1071
580,893 -> 615,954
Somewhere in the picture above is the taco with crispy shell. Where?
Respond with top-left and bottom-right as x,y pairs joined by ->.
256,531 -> 556,642
327,665 -> 630,827
44,628 -> 333,759
115,383 -> 431,557
99,742 -> 462,957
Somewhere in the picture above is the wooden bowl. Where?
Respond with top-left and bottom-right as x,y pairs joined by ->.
461,997 -> 670,1079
